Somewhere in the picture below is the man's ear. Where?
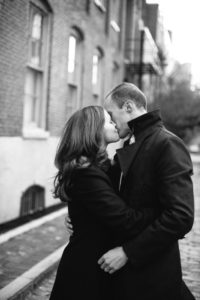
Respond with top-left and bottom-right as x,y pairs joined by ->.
123,101 -> 135,113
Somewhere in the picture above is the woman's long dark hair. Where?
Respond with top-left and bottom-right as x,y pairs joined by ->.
54,105 -> 109,202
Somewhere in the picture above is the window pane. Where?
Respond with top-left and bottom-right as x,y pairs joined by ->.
30,12 -> 43,66
20,185 -> 45,216
34,72 -> 43,125
31,40 -> 41,66
24,68 -> 43,127
24,4 -> 49,132
32,13 -> 42,39
68,36 -> 76,73
92,54 -> 98,85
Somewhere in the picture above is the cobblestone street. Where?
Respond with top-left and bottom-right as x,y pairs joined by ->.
26,160 -> 200,300
179,162 -> 200,299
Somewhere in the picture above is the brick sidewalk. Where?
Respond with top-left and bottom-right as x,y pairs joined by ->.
0,213 -> 69,289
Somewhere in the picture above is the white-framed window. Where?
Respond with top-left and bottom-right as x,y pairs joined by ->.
110,0 -> 120,33
110,20 -> 120,32
67,28 -> 84,112
29,11 -> 43,66
94,0 -> 106,12
68,35 -> 76,74
92,54 -> 99,86
92,48 -> 104,97
67,29 -> 83,86
112,61 -> 120,87
23,3 -> 50,138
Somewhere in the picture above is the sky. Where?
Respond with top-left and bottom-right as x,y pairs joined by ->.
146,0 -> 200,84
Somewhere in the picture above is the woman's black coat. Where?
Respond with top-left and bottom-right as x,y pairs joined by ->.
50,165 -> 158,300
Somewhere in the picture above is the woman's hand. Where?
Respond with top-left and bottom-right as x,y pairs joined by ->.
98,246 -> 128,274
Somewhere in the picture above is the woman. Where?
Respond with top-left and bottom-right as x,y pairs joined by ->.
50,106 -> 158,300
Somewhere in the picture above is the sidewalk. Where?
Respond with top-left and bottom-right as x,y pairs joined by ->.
0,208 -> 69,300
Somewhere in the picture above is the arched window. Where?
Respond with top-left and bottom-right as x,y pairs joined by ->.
20,185 -> 45,216
67,27 -> 84,111
67,28 -> 83,85
92,47 -> 104,99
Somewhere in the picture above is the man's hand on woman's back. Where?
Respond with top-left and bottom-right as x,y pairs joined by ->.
65,213 -> 74,236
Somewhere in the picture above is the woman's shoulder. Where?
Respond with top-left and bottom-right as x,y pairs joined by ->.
68,164 -> 115,198
73,164 -> 108,178
71,164 -> 112,189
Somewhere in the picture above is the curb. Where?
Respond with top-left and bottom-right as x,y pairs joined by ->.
0,207 -> 67,245
0,244 -> 67,300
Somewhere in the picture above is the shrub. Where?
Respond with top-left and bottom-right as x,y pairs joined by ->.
150,83 -> 200,144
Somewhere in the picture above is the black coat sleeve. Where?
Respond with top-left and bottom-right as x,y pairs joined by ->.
106,155 -> 121,194
123,135 -> 194,266
72,167 -> 158,243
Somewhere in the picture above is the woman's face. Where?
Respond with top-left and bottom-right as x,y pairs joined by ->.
103,110 -> 120,144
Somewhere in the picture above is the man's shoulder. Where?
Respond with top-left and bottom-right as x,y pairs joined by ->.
156,127 -> 185,147
155,128 -> 192,162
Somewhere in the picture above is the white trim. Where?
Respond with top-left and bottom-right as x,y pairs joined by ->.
22,127 -> 50,139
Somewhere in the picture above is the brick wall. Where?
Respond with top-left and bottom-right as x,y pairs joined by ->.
0,0 -> 125,137
48,0 -> 125,136
0,0 -> 126,223
0,0 -> 28,136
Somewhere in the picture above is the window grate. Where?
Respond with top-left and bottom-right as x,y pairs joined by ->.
20,185 -> 45,216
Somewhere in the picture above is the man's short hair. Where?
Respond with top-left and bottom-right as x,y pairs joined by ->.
105,82 -> 147,109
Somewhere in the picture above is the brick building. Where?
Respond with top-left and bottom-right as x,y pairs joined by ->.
0,0 -> 127,225
0,0 -> 170,225
124,0 -> 172,102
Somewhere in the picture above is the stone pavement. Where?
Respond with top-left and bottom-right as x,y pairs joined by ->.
179,162 -> 200,299
0,211 -> 69,291
26,161 -> 200,300
25,270 -> 56,299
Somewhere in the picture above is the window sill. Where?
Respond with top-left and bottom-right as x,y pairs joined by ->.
27,63 -> 43,72
22,127 -> 50,139
93,92 -> 100,97
68,81 -> 78,88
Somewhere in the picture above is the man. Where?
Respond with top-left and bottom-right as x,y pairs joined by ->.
98,82 -> 195,299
